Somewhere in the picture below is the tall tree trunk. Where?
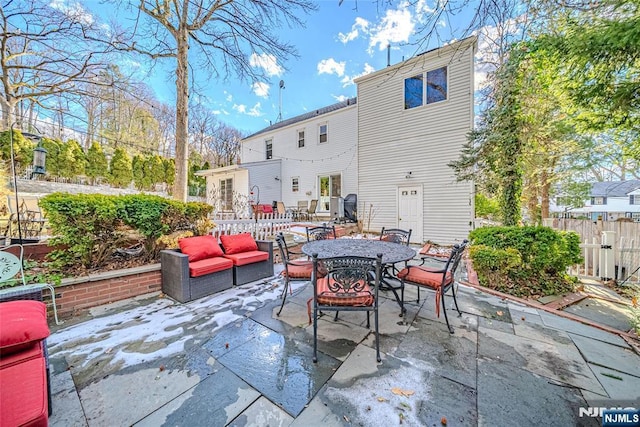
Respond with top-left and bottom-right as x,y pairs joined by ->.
174,26 -> 189,202
540,170 -> 550,221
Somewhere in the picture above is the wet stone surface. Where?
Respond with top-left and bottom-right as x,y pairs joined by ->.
211,318 -> 340,417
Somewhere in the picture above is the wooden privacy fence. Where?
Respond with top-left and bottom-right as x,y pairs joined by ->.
544,219 -> 640,284
211,213 -> 292,240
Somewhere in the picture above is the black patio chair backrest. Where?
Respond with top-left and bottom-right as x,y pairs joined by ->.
306,225 -> 336,241
380,227 -> 412,246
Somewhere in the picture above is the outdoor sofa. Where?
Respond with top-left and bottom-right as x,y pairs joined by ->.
160,233 -> 273,303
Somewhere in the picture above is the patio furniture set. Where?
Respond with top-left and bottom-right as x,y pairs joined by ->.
0,225 -> 468,425
276,226 -> 469,362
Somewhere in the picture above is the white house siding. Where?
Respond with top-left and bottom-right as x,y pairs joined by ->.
355,37 -> 476,244
241,104 -> 358,211
245,159 -> 282,206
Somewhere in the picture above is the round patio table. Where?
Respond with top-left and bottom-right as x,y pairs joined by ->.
301,238 -> 416,263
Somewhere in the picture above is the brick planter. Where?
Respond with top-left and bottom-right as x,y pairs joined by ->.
51,264 -> 161,319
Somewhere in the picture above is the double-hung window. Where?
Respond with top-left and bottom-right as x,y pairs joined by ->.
292,177 -> 299,192
265,139 -> 273,160
404,66 -> 448,109
319,124 -> 328,143
298,130 -> 305,148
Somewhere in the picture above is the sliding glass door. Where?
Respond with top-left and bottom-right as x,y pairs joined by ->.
318,174 -> 341,212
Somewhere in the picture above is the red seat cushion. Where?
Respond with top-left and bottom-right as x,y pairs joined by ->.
178,235 -> 224,262
189,257 -> 233,277
0,301 -> 50,356
0,348 -> 48,427
283,261 -> 313,279
397,266 -> 453,317
315,277 -> 374,307
220,233 -> 259,255
223,250 -> 269,266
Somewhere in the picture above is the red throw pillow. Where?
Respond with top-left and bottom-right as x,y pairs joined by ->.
0,300 -> 50,353
178,235 -> 224,262
220,233 -> 259,255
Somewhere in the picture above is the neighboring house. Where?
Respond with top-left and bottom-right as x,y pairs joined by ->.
199,37 -> 476,244
584,180 -> 640,221
355,36 -> 476,244
235,98 -> 358,216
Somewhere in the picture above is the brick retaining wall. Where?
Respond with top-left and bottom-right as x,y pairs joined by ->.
50,264 -> 162,319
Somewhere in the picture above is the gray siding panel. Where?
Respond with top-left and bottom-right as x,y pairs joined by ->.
357,38 -> 476,244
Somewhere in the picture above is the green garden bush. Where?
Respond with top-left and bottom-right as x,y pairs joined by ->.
469,225 -> 582,298
40,193 -> 212,270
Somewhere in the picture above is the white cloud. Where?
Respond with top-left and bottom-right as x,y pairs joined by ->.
340,63 -> 375,87
250,53 -> 283,77
332,95 -> 348,102
50,0 -> 94,25
247,103 -> 262,117
233,102 -> 262,117
252,82 -> 270,98
338,17 -> 369,44
317,58 -> 346,77
368,7 -> 415,52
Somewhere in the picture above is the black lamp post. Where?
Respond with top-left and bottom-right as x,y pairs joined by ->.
9,125 -> 46,243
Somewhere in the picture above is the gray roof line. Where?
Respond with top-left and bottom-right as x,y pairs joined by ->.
591,180 -> 640,197
242,97 -> 357,140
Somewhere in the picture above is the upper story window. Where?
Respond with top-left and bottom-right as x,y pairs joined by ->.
298,130 -> 305,148
630,194 -> 640,205
404,66 -> 448,109
292,177 -> 299,192
319,124 -> 328,143
591,196 -> 607,205
265,139 -> 273,160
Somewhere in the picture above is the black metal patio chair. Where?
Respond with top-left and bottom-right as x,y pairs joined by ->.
308,253 -> 383,362
397,240 -> 468,333
274,233 -> 313,316
306,224 -> 337,241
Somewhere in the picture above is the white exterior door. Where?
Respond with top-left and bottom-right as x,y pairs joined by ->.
398,186 -> 423,243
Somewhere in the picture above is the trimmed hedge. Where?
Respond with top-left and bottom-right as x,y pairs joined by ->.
469,226 -> 582,298
40,193 -> 212,269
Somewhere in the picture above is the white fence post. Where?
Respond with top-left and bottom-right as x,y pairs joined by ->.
599,230 -> 616,281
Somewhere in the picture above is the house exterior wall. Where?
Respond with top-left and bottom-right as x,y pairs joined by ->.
585,196 -> 640,221
355,37 -> 476,244
203,167 -> 249,213
246,160 -> 282,206
241,105 -> 358,211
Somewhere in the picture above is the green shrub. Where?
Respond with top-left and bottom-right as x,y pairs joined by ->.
40,193 -> 212,270
469,225 -> 582,298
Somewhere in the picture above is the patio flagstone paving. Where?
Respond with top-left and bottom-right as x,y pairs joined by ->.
46,269 -> 640,426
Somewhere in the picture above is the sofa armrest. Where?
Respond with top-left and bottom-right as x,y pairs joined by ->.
160,250 -> 192,302
256,240 -> 274,264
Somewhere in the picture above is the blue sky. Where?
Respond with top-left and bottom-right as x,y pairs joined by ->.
84,1 -> 483,136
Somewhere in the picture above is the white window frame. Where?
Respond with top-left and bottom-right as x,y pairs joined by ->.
403,65 -> 448,109
220,178 -> 233,211
318,123 -> 328,144
297,129 -> 305,148
265,139 -> 273,160
292,177 -> 299,192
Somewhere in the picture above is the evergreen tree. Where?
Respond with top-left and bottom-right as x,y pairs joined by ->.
109,147 -> 133,188
85,142 -> 108,184
132,154 -> 145,190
